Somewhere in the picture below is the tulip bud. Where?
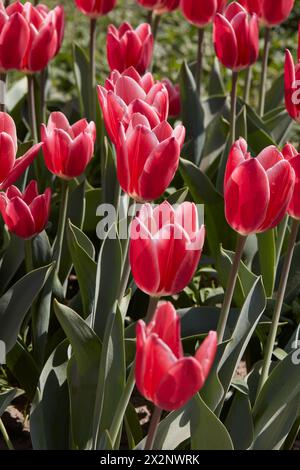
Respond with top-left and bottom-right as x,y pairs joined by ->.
239,0 -> 294,27
41,112 -> 96,179
180,0 -> 227,28
161,78 -> 181,118
74,0 -> 117,18
107,22 -> 154,74
97,67 -> 169,145
130,201 -> 205,296
213,2 -> 259,71
116,118 -> 185,201
282,143 -> 300,220
0,112 -> 42,190
224,138 -> 295,235
0,180 -> 51,239
135,301 -> 217,411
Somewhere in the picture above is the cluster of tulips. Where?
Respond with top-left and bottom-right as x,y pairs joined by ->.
0,0 -> 300,451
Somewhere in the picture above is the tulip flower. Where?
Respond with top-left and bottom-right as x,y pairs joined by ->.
161,78 -> 181,118
282,143 -> 300,220
0,112 -> 42,190
130,201 -> 205,296
285,28 -> 300,123
136,0 -> 179,15
239,0 -> 295,27
0,180 -> 51,239
224,138 -> 295,235
97,67 -> 169,145
0,1 -> 65,73
180,0 -> 227,28
116,117 -> 185,201
213,2 -> 259,71
107,22 -> 154,74
41,112 -> 96,179
135,301 -> 217,411
74,0 -> 117,17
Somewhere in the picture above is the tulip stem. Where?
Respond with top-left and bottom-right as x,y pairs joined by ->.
146,296 -> 159,323
145,406 -> 162,450
230,71 -> 238,146
53,180 -> 69,278
89,18 -> 97,121
244,66 -> 252,103
118,200 -> 136,303
0,418 -> 14,450
40,68 -> 47,126
257,218 -> 300,397
195,28 -> 205,95
25,239 -> 34,273
217,234 -> 247,343
27,75 -> 38,142
0,73 -> 6,112
258,27 -> 271,117
152,14 -> 160,41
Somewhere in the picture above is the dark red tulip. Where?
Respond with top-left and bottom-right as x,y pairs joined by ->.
97,67 -> 169,145
213,2 -> 259,71
74,0 -> 117,18
130,201 -> 205,295
239,0 -> 294,27
107,22 -> 153,74
0,180 -> 51,239
41,112 -> 96,179
282,143 -> 300,220
180,0 -> 227,28
135,301 -> 217,411
224,138 -> 295,235
0,112 -> 42,190
161,78 -> 181,118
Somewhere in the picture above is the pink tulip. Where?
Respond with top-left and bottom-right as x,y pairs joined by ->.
161,78 -> 181,118
239,0 -> 294,27
180,0 -> 227,28
213,2 -> 259,71
97,67 -> 169,145
0,112 -> 42,190
116,117 -> 185,201
41,112 -> 96,179
74,0 -> 117,18
136,301 -> 217,411
130,201 -> 205,296
0,180 -> 51,239
282,143 -> 300,220
107,22 -> 153,74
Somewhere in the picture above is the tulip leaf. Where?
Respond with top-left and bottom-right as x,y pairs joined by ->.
208,58 -> 225,96
0,388 -> 22,417
264,73 -> 284,113
102,138 -> 119,207
179,158 -> 222,205
264,107 -> 293,145
67,220 -> 97,317
0,235 -> 24,295
276,241 -> 300,303
0,263 -> 53,353
83,188 -> 102,233
224,388 -> 254,450
73,43 -> 90,118
257,230 -> 276,297
190,394 -> 234,450
30,340 -> 70,450
54,301 -> 102,450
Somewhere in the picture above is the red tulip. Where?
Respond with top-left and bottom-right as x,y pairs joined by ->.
0,180 -> 51,239
213,2 -> 259,71
285,26 -> 300,123
0,1 -> 65,73
107,22 -> 153,74
130,201 -> 205,296
239,0 -> 294,27
41,112 -> 96,179
74,0 -> 117,18
136,0 -> 179,14
116,118 -> 185,201
282,143 -> 300,220
97,67 -> 169,145
224,138 -> 295,235
135,301 -> 217,411
161,78 -> 181,118
0,112 -> 42,190
180,0 -> 227,28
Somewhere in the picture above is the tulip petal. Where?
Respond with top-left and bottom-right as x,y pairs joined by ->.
28,21 -> 57,71
6,197 -> 35,238
195,331 -> 217,381
0,13 -> 30,70
0,112 -> 17,151
29,189 -> 51,233
287,155 -> 300,219
213,13 -> 238,69
148,302 -> 183,358
0,132 -> 16,182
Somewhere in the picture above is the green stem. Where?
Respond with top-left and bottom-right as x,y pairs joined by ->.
40,68 -> 47,126
109,295 -> 159,447
0,73 -> 6,112
53,180 -> 69,277
258,28 -> 271,117
0,417 -> 14,450
27,74 -> 38,142
257,219 -> 300,396
230,71 -> 239,146
152,14 -> 161,40
147,10 -> 153,25
195,28 -> 205,94
243,66 -> 252,103
144,406 -> 162,450
217,235 -> 247,343
89,18 -> 97,121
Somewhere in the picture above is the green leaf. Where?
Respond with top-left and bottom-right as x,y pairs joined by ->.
0,235 -> 24,295
224,388 -> 254,449
0,264 -> 53,353
257,230 -> 276,297
102,139 -> 119,207
125,404 -> 143,450
67,221 -> 97,317
264,73 -> 284,113
73,43 -> 90,117
191,394 -> 234,450
208,58 -> 225,96
30,340 -> 70,450
83,188 -> 102,233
